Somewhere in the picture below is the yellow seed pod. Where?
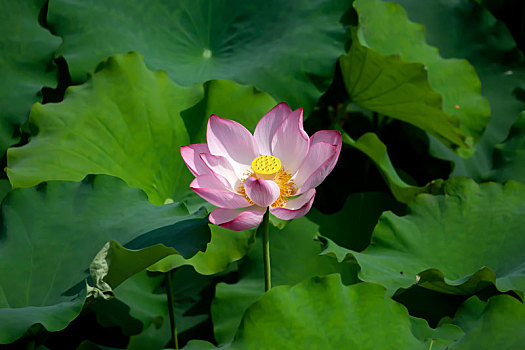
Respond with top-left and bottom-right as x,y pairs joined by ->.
251,155 -> 281,180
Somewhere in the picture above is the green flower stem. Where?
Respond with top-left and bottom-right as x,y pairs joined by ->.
165,269 -> 179,349
258,208 -> 271,292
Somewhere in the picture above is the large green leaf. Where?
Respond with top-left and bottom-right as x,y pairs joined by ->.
211,217 -> 357,346
0,175 -> 206,344
0,0 -> 61,156
341,34 -> 466,153
47,0 -> 349,112
347,0 -> 490,157
7,52 -> 203,205
450,295 -> 525,349
392,0 -> 525,178
229,276 -> 425,349
319,178 -> 525,296
0,291 -> 85,347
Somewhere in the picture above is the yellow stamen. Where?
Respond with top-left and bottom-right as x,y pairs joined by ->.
238,167 -> 295,208
251,155 -> 282,180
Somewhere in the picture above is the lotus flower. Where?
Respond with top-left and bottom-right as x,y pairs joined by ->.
181,102 -> 342,231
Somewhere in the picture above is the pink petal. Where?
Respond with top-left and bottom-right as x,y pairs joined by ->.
254,102 -> 293,155
200,153 -> 240,190
244,176 -> 281,207
180,143 -> 211,177
207,115 -> 259,171
293,141 -> 338,195
270,189 -> 316,220
310,130 -> 342,174
271,108 -> 309,174
209,206 -> 266,231
190,175 -> 251,209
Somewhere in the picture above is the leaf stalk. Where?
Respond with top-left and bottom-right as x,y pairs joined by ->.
166,270 -> 179,349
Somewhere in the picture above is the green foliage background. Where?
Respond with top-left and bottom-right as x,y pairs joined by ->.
1,0 -> 524,348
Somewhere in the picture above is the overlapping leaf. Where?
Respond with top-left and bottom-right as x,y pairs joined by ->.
392,0 -> 525,178
308,191 -> 405,251
450,295 -> 525,349
46,0 -> 349,112
148,224 -> 256,276
119,272 -> 173,350
394,285 -> 472,328
320,178 -> 525,296
7,52 -> 203,205
90,226 -> 211,295
92,269 -> 207,350
229,276 -> 425,349
90,271 -> 171,349
410,317 -> 464,350
491,111 -> 525,182
0,0 -> 61,156
0,175 -> 207,344
344,0 -> 490,157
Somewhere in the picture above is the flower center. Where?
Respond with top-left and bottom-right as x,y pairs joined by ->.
237,155 -> 295,208
251,155 -> 281,180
